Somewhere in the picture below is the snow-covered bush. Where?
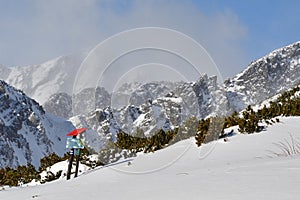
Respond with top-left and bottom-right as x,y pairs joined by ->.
269,133 -> 300,157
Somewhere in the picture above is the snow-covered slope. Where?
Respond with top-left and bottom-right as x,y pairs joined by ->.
0,80 -> 74,169
2,117 -> 300,200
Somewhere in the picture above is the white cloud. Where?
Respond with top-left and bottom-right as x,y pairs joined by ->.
0,0 -> 247,78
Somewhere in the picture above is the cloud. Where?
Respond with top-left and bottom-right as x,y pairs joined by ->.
0,0 -> 247,79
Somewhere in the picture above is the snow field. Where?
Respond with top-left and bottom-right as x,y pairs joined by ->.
1,117 -> 300,200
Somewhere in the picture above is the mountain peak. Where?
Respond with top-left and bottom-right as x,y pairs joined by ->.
225,40 -> 300,111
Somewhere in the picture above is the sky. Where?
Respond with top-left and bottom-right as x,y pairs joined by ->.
0,0 -> 299,79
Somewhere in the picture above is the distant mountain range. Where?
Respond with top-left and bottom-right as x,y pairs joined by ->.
0,41 -> 300,168
45,41 -> 300,143
0,53 -> 86,104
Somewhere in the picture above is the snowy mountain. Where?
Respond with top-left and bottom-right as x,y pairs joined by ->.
0,42 -> 300,117
69,99 -> 176,152
43,92 -> 73,119
39,41 -> 300,120
69,93 -> 186,151
1,41 -> 300,161
225,41 -> 300,111
43,86 -> 112,118
70,108 -> 121,152
74,41 -> 300,153
131,94 -> 183,136
127,82 -> 177,107
191,75 -> 228,118
0,53 -> 86,104
73,87 -> 111,115
0,80 -> 74,169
